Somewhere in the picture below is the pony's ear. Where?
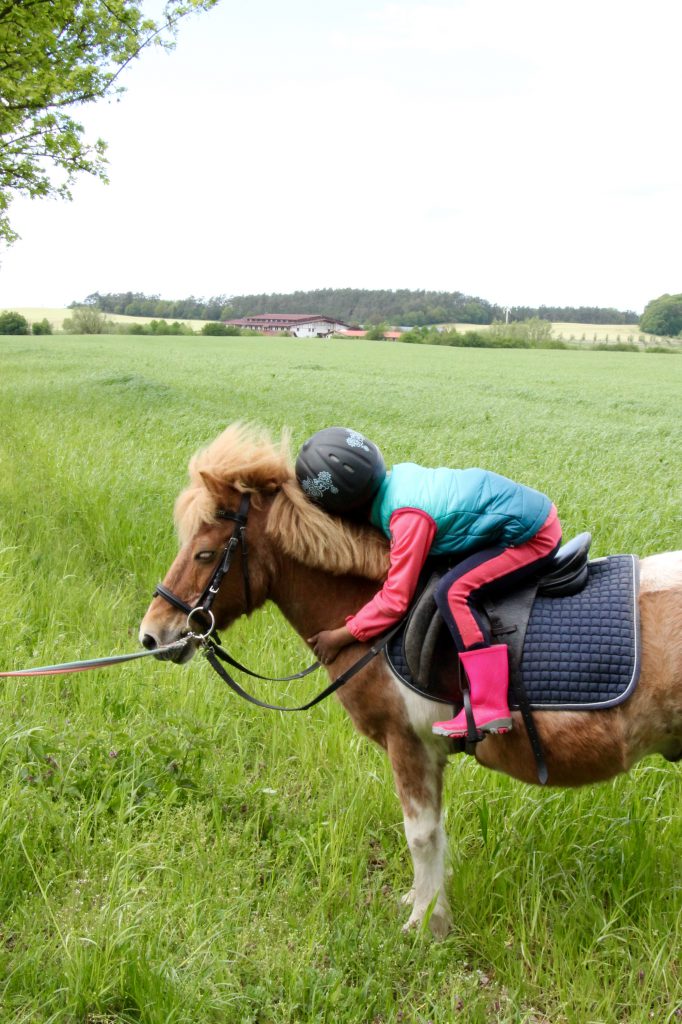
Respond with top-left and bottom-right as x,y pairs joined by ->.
199,470 -> 229,503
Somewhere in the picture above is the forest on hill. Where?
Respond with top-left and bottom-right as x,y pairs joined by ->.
74,289 -> 639,327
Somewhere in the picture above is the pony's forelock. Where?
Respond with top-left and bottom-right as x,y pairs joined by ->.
174,422 -> 292,544
173,421 -> 389,580
174,483 -> 217,545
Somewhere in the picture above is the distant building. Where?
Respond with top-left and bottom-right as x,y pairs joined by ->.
222,313 -> 350,338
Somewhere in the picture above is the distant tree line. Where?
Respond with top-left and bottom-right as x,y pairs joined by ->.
72,290 -> 639,327
73,292 -> 230,321
221,289 -> 499,326
506,304 -> 638,325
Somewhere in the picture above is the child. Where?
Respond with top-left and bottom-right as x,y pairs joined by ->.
297,427 -> 562,739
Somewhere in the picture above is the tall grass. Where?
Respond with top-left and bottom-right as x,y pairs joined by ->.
0,336 -> 680,1022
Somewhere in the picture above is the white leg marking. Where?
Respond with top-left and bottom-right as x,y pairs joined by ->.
402,801 -> 452,938
382,669 -> 453,937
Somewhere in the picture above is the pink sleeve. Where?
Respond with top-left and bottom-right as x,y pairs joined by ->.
345,509 -> 437,642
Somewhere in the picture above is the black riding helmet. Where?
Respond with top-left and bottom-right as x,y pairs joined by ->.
295,427 -> 386,514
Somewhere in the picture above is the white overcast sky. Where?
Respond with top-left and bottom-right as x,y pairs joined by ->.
1,0 -> 681,313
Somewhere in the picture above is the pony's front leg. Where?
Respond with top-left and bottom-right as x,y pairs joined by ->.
386,729 -> 452,939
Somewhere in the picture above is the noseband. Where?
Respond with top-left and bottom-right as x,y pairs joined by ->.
154,492 -> 252,639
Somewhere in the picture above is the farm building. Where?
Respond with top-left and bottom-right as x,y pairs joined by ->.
222,314 -> 350,338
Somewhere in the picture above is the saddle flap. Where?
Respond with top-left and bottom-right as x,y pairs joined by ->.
404,573 -> 441,686
418,604 -> 447,690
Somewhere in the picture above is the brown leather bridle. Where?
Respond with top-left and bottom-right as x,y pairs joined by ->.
154,492 -> 252,639
151,490 -> 401,712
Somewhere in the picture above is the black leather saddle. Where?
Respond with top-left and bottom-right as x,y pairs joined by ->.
532,531 -> 592,596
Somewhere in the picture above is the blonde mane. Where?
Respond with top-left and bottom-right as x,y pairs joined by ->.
174,423 -> 389,582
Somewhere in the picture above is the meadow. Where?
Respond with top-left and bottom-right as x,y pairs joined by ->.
0,334 -> 680,1023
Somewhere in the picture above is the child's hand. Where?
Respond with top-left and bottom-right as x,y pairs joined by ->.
308,626 -> 353,665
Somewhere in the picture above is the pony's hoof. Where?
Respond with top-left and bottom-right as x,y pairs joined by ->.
429,906 -> 453,940
402,903 -> 453,940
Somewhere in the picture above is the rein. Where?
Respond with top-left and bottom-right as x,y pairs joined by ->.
203,627 -> 400,712
153,492 -> 401,711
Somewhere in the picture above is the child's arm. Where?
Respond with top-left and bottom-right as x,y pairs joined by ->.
308,509 -> 436,664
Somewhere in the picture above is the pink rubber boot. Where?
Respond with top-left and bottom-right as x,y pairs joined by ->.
432,645 -> 512,738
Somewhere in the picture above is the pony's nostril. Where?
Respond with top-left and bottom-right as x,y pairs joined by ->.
141,633 -> 158,651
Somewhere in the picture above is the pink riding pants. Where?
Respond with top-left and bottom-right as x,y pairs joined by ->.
434,505 -> 562,651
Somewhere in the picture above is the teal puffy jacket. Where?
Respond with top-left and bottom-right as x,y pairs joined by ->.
369,463 -> 552,556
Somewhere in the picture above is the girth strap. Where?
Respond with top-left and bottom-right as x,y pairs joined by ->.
509,669 -> 549,785
486,581 -> 548,784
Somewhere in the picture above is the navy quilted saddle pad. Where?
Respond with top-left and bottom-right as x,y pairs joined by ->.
386,554 -> 641,711
513,554 -> 640,710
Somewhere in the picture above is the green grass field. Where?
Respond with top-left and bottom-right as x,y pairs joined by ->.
0,335 -> 680,1023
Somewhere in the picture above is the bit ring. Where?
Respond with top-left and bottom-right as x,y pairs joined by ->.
186,607 -> 215,642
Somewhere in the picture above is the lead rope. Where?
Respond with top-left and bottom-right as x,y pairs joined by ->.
0,640 -> 190,677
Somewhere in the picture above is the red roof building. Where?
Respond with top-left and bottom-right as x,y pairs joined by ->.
223,314 -> 350,338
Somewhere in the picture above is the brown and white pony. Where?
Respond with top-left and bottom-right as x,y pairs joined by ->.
140,423 -> 682,939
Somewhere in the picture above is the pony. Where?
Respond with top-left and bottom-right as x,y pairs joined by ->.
140,423 -> 682,939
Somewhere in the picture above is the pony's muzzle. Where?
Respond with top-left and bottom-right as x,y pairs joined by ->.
138,617 -> 198,664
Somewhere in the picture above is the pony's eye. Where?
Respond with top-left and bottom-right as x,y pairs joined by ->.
195,550 -> 216,563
